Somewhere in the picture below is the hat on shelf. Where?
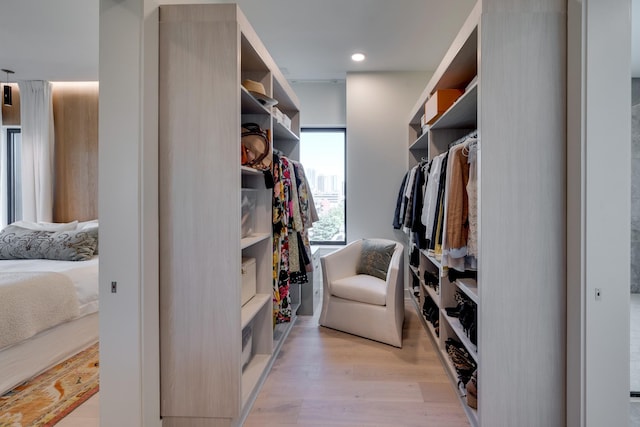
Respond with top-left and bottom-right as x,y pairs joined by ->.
242,79 -> 278,107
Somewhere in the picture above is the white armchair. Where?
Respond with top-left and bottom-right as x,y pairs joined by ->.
319,239 -> 405,347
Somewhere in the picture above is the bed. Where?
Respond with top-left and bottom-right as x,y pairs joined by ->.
0,221 -> 99,395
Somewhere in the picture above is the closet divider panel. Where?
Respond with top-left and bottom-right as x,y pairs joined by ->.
159,5 -> 242,419
478,0 -> 566,424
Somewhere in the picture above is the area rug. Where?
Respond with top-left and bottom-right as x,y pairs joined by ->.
0,342 -> 99,426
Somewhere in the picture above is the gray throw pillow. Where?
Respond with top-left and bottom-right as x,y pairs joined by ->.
84,226 -> 99,255
0,225 -> 98,261
356,239 -> 396,281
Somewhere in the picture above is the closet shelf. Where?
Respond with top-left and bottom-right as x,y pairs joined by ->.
241,86 -> 271,115
241,165 -> 264,176
440,347 -> 463,387
241,293 -> 271,330
438,343 -> 479,427
430,82 -> 478,130
441,309 -> 478,363
409,130 -> 429,151
421,280 -> 440,305
241,232 -> 270,249
421,249 -> 443,270
409,265 -> 420,277
273,120 -> 299,141
455,278 -> 478,304
241,354 -> 270,407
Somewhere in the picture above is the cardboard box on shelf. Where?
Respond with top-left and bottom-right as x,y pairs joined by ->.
424,89 -> 464,125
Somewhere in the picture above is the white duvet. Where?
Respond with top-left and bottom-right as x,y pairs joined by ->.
0,256 -> 99,316
0,257 -> 99,350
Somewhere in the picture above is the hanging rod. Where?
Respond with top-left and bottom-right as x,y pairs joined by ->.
448,129 -> 478,149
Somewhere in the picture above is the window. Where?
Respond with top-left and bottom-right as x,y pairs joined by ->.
300,128 -> 346,244
6,128 -> 21,223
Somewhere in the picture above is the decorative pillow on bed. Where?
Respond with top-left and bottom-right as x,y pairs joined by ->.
77,220 -> 99,255
356,239 -> 396,281
10,220 -> 78,231
0,225 -> 98,261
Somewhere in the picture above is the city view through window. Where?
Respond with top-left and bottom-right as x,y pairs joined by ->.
299,128 -> 346,244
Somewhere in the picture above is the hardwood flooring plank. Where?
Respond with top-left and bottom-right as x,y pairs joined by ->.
257,380 -> 425,402
419,381 -> 462,403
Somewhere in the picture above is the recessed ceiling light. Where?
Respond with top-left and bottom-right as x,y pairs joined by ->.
351,53 -> 366,62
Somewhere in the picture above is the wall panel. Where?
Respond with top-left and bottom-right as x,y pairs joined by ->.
52,83 -> 99,222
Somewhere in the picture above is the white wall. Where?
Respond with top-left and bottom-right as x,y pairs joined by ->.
290,81 -> 346,127
98,0 -> 160,426
567,0 -> 631,425
582,0 -> 631,424
345,72 -> 430,243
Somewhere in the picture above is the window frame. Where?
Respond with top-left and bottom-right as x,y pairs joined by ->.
6,127 -> 21,224
300,127 -> 347,246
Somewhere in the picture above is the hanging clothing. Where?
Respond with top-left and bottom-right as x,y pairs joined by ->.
440,144 -> 465,271
287,159 -> 306,284
444,143 -> 470,250
394,132 -> 479,275
441,137 -> 478,272
466,142 -> 478,258
410,164 -> 428,249
402,166 -> 418,231
421,153 -> 445,248
272,154 -> 292,324
393,172 -> 409,229
431,151 -> 449,255
272,154 -> 318,322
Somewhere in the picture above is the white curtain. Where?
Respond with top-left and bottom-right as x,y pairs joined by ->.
0,90 -> 6,228
18,81 -> 54,222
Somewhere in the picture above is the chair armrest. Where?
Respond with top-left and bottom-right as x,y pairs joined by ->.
385,243 -> 405,304
320,241 -> 362,288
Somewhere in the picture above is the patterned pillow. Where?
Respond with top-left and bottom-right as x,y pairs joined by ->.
356,239 -> 396,281
82,226 -> 99,255
0,225 -> 98,261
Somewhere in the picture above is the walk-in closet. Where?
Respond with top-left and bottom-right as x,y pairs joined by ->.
1,0 -> 635,426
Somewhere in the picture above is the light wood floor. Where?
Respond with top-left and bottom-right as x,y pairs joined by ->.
55,392 -> 99,427
243,299 -> 469,427
57,299 -> 469,426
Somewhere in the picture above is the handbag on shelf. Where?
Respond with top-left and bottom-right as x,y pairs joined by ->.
241,123 -> 271,171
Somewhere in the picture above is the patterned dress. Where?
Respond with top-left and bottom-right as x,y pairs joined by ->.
272,154 -> 292,324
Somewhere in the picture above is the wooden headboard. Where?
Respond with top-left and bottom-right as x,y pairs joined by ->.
52,83 -> 99,223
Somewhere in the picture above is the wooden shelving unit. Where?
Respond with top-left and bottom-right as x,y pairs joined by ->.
406,1 -> 567,426
406,4 -> 480,426
159,4 -> 301,426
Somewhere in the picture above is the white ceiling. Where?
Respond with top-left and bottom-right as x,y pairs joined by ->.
0,0 -> 638,82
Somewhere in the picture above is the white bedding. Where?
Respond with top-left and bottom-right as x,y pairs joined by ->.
0,256 -> 99,394
0,256 -> 99,317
